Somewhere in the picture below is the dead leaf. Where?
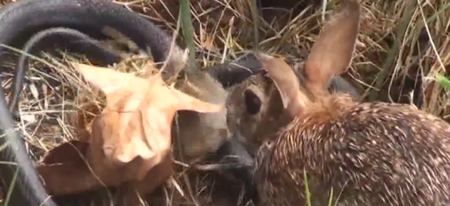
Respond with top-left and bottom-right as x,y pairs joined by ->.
38,140 -> 96,195
42,140 -> 89,164
38,161 -> 99,195
114,154 -> 173,206
38,62 -> 224,199
201,34 -> 219,53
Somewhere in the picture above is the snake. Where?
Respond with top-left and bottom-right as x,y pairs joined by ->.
0,0 -> 263,205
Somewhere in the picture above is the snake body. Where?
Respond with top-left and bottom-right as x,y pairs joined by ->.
0,0 -> 262,205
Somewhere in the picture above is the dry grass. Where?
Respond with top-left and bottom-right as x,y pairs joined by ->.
1,0 -> 450,205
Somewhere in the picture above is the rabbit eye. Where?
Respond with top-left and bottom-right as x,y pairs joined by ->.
244,89 -> 262,115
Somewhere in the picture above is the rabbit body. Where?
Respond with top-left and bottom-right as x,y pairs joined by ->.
244,1 -> 450,206
254,94 -> 450,206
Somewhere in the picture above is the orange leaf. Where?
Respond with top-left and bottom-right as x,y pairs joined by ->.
42,140 -> 88,164
38,162 -> 99,195
70,63 -> 223,188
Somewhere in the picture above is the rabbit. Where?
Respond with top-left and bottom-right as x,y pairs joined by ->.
234,1 -> 450,206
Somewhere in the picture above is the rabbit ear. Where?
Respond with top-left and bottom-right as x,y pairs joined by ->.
256,53 -> 310,117
304,1 -> 361,93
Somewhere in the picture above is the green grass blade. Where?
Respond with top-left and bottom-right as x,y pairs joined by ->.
250,0 -> 260,50
436,73 -> 450,91
303,170 -> 312,206
3,167 -> 19,206
179,0 -> 196,73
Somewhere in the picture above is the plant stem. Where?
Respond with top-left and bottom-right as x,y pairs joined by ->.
180,0 -> 196,73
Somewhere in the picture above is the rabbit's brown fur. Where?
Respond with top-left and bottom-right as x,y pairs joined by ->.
226,73 -> 282,149
247,1 -> 450,206
254,95 -> 450,206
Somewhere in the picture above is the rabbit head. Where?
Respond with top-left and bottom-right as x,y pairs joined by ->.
226,72 -> 286,150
